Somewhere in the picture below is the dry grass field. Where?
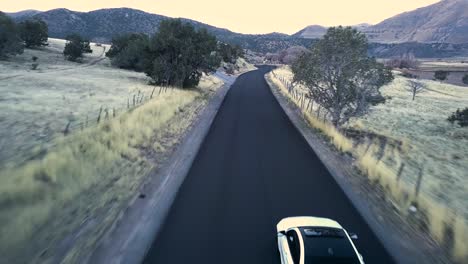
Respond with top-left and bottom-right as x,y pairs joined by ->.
269,66 -> 468,262
0,38 -> 226,262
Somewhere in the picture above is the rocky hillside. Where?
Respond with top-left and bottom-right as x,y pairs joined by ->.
294,0 -> 468,44
363,0 -> 468,44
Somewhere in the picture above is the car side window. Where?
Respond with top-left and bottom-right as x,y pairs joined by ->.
286,230 -> 301,264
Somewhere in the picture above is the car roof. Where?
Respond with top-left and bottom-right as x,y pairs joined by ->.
277,216 -> 343,232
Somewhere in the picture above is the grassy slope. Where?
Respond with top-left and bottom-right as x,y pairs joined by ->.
0,39 -> 224,262
269,66 -> 468,262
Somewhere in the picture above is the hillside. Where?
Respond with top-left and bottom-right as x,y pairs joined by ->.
8,8 -> 312,53
292,25 -> 327,39
295,0 -> 468,44
363,0 -> 468,43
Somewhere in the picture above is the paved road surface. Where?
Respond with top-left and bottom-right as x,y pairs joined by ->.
143,66 -> 394,264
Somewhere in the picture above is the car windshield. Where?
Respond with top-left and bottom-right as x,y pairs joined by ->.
299,227 -> 360,264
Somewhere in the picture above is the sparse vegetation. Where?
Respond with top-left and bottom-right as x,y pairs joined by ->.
292,26 -> 393,126
63,34 -> 92,62
18,19 -> 48,48
0,12 -> 24,58
448,108 -> 468,127
434,70 -> 450,81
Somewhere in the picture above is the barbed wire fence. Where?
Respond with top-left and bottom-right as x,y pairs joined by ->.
0,85 -> 178,166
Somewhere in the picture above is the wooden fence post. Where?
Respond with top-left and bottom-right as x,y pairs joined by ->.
397,163 -> 405,183
415,167 -> 424,197
97,106 -> 103,123
64,121 -> 72,135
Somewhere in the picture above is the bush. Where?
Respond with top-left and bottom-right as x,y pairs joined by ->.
106,33 -> 149,72
144,19 -> 220,88
434,70 -> 449,81
462,74 -> 468,85
385,54 -> 419,69
63,34 -> 92,62
18,19 -> 48,48
0,12 -> 24,58
448,108 -> 468,127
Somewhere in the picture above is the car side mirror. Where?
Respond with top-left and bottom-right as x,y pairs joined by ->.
349,233 -> 358,240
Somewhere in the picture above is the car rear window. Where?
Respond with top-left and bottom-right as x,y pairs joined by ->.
299,227 -> 360,264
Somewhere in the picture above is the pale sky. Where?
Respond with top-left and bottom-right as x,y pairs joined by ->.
1,0 -> 440,34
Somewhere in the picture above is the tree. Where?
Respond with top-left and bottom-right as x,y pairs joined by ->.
63,34 -> 92,62
280,45 -> 310,65
434,70 -> 449,81
462,74 -> 468,85
448,108 -> 468,127
0,12 -> 23,58
407,78 -> 426,101
107,33 -> 150,71
292,26 -> 393,127
217,42 -> 243,63
144,19 -> 220,88
18,19 -> 48,48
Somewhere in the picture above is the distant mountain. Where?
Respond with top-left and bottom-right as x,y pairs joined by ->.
293,24 -> 372,39
294,0 -> 468,44
6,10 -> 41,20
7,8 -> 312,53
293,25 -> 327,39
363,0 -> 468,44
353,23 -> 372,31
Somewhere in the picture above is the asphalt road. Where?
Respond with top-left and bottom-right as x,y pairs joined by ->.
143,66 -> 394,264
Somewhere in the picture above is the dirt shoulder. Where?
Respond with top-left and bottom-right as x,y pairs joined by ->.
265,72 -> 453,264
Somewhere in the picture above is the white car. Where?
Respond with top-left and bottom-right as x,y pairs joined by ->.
277,216 -> 365,264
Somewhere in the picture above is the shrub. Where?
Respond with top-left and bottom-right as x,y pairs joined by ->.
18,19 -> 48,48
434,70 -> 449,81
63,34 -> 92,62
448,108 -> 468,127
106,33 -> 150,72
0,12 -> 24,58
31,56 -> 39,70
462,74 -> 468,85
